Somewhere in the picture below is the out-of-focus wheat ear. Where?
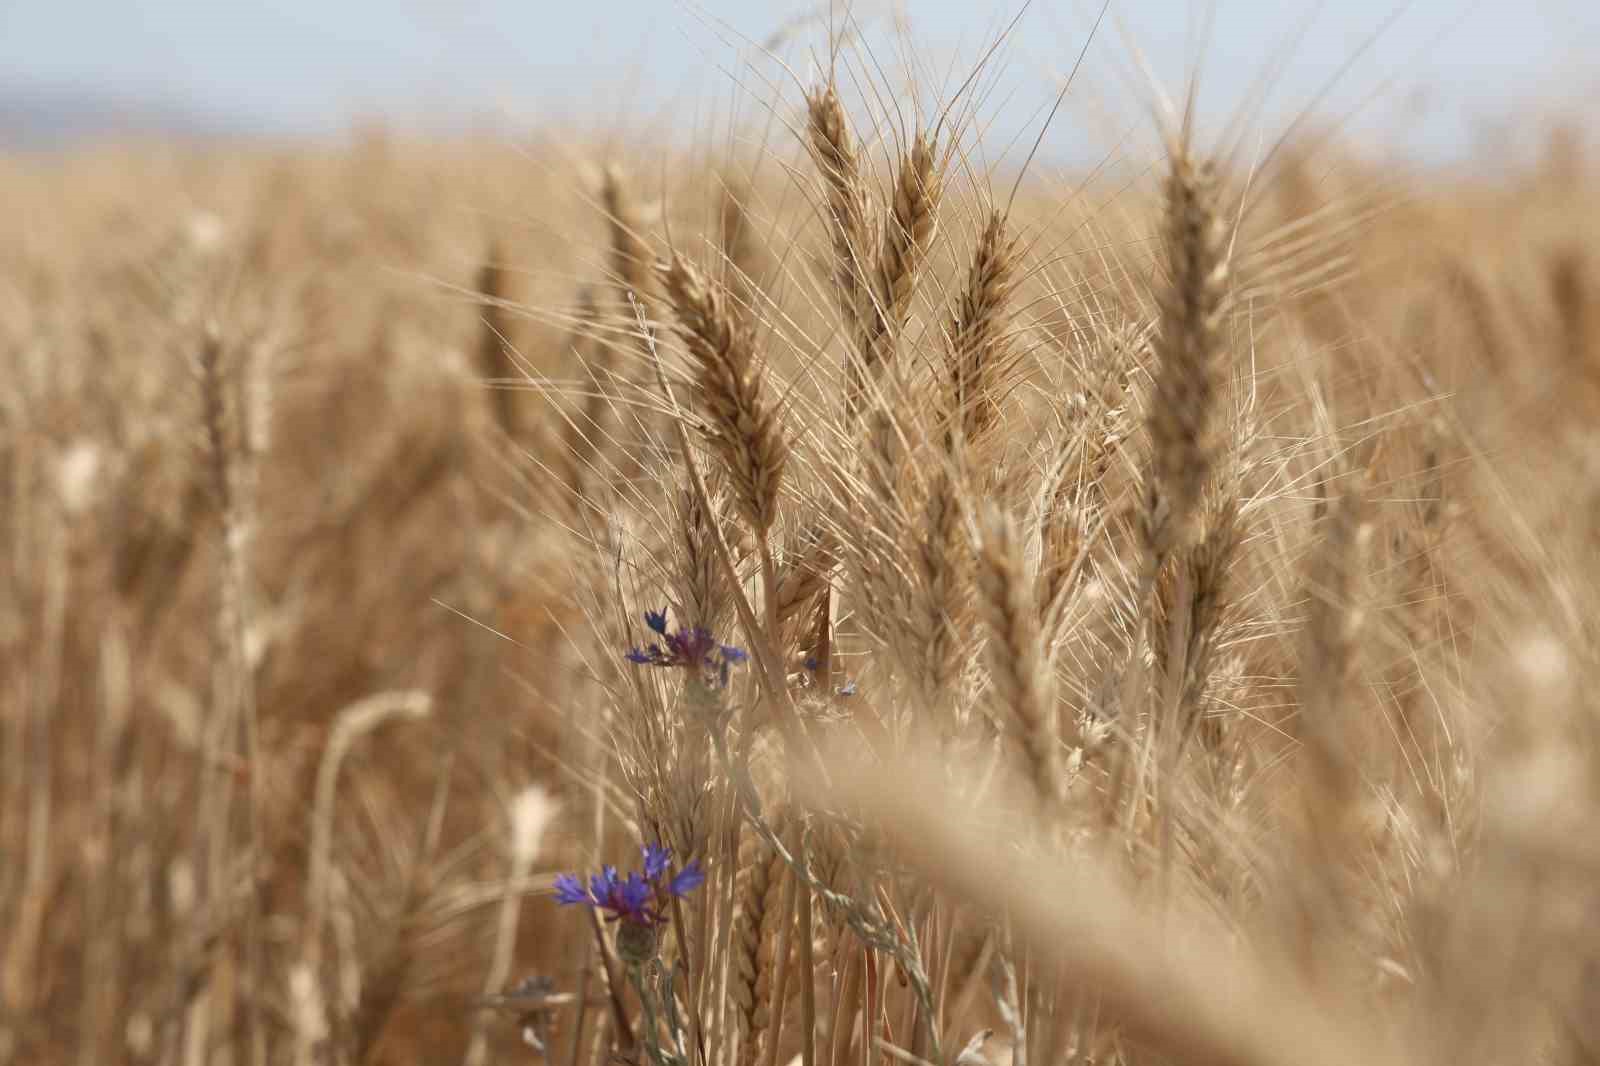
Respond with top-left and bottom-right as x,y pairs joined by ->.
946,210 -> 1017,449
805,816 -> 855,935
601,165 -> 651,306
345,756 -> 451,1066
475,245 -> 521,438
1143,149 -> 1230,567
466,787 -> 558,1066
1550,246 -> 1596,369
193,323 -> 270,1066
657,253 -> 789,535
344,754 -> 452,1066
732,812 -> 791,1066
975,506 -> 1067,809
1297,475 -> 1373,816
296,690 -> 432,1066
851,132 -> 942,417
805,85 -> 875,347
719,175 -> 765,305
601,165 -> 660,455
561,287 -> 609,490
343,927 -> 411,1066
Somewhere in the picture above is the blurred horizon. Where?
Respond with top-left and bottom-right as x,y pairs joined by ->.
3,0 -> 1597,167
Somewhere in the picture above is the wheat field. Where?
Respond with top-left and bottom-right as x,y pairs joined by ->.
3,22 -> 1599,1066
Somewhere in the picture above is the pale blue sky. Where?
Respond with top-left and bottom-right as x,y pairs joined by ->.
2,1 -> 1596,159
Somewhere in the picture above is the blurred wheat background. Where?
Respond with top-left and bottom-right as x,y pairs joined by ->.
4,3 -> 1600,1066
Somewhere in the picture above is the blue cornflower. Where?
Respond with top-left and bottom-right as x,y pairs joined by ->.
553,842 -> 704,928
625,607 -> 748,688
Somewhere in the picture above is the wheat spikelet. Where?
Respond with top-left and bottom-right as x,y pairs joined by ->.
658,252 -> 789,534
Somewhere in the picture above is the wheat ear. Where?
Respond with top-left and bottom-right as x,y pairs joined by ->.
913,464 -> 967,719
946,210 -> 1016,447
475,246 -> 520,438
976,506 -> 1065,807
805,85 -> 875,348
732,816 -> 791,1066
852,133 -> 941,416
658,253 -> 789,535
1298,476 -> 1372,811
1144,150 -> 1229,565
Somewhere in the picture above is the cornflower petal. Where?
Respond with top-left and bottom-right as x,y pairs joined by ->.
553,873 -> 589,905
668,861 -> 705,898
589,865 -> 620,905
642,842 -> 671,881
